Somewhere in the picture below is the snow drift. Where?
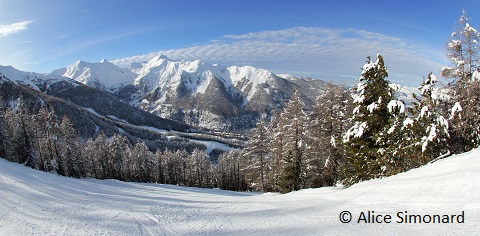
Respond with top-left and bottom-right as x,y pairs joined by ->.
0,148 -> 479,235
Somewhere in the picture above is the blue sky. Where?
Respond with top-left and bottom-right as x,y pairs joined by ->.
1,0 -> 480,86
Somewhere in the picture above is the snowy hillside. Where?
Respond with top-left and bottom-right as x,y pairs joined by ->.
1,149 -> 478,235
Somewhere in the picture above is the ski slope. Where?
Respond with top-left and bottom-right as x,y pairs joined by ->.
0,149 -> 479,235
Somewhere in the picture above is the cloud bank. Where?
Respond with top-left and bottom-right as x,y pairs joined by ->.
0,20 -> 33,38
113,27 -> 445,86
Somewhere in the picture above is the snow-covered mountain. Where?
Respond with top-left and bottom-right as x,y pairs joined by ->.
0,64 -> 190,139
0,65 -> 80,93
133,55 -> 277,101
1,147 -> 478,235
52,59 -> 136,92
52,55 -> 326,131
395,84 -> 418,105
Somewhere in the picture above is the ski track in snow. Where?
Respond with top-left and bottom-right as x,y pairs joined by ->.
1,148 -> 479,235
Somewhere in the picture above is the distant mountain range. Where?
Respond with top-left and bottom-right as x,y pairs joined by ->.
51,55 -> 327,132
1,54 -> 418,136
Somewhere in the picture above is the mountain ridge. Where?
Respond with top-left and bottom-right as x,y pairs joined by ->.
52,55 -> 327,132
52,59 -> 136,92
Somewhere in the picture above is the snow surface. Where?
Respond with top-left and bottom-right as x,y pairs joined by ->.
140,126 -> 234,154
1,149 -> 479,235
188,139 -> 233,153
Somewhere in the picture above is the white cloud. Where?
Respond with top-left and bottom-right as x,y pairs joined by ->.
0,20 -> 34,38
113,27 -> 446,86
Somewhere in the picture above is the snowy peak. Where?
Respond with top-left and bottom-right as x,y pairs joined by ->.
134,55 -> 221,94
134,55 -> 277,96
227,65 -> 276,85
49,54 -> 281,98
53,59 -> 136,92
0,65 -> 78,92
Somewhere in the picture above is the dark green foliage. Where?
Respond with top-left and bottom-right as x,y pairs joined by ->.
342,55 -> 397,186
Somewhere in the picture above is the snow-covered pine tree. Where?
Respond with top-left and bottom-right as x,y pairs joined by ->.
163,150 -> 188,185
186,149 -> 212,188
58,115 -> 84,178
34,106 -> 62,173
0,101 -> 12,160
244,118 -> 270,191
267,111 -> 284,192
277,91 -> 308,193
216,150 -> 247,191
108,134 -> 130,180
153,150 -> 166,184
92,132 -> 109,179
309,82 -> 349,187
441,10 -> 480,151
342,55 -> 402,186
83,137 -> 101,179
405,73 -> 451,165
11,98 -> 37,169
129,142 -> 153,182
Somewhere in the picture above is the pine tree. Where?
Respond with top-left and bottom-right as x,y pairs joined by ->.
441,10 -> 480,151
154,150 -> 166,184
216,150 -> 247,191
277,91 -> 308,193
267,111 -> 284,192
34,106 -> 61,173
186,149 -> 212,188
0,101 -> 12,160
342,55 -> 400,186
244,118 -> 270,191
12,98 -> 37,169
92,132 -> 109,179
129,142 -> 153,182
309,82 -> 349,186
58,115 -> 83,177
107,134 -> 130,180
405,73 -> 451,165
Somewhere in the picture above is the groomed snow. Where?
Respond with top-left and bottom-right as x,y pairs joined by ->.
1,148 -> 479,235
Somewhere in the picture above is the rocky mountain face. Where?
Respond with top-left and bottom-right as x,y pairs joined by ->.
54,55 -> 326,132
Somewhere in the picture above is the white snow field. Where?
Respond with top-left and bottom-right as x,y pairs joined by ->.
1,149 -> 479,235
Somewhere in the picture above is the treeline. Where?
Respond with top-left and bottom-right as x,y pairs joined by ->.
0,100 -> 222,188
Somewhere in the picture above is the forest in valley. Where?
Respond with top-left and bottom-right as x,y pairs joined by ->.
0,11 -> 479,193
